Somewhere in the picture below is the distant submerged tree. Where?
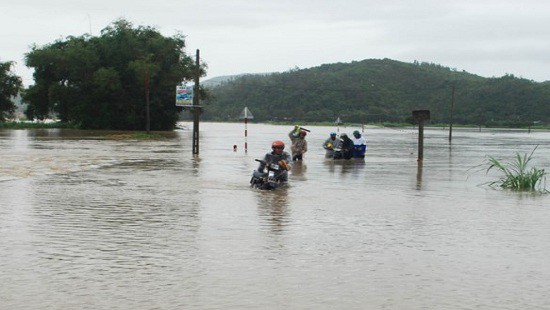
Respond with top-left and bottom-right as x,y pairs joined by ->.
0,61 -> 23,121
23,19 -> 204,130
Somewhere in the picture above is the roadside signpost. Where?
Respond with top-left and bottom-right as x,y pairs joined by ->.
176,49 -> 202,155
176,84 -> 193,107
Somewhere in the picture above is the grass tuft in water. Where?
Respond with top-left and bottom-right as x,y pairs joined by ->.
484,146 -> 547,192
106,132 -> 164,140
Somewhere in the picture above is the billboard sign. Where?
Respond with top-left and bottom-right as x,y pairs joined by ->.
176,85 -> 193,106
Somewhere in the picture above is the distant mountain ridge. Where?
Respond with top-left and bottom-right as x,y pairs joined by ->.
202,58 -> 550,126
203,73 -> 273,87
202,75 -> 239,87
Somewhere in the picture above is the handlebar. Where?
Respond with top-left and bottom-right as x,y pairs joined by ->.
255,159 -> 283,171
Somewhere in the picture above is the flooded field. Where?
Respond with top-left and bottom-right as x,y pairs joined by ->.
1,122 -> 550,309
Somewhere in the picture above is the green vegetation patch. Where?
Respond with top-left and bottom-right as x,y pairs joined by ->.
483,146 -> 547,192
105,132 -> 164,140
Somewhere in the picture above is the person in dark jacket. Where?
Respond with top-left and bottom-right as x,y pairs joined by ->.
339,133 -> 355,160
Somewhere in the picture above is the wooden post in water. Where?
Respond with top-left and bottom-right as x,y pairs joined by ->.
192,49 -> 201,155
413,110 -> 430,162
448,85 -> 455,142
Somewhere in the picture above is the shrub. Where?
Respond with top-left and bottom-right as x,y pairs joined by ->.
485,146 -> 547,192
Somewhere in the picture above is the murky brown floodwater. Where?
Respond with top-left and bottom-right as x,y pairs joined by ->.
1,122 -> 550,309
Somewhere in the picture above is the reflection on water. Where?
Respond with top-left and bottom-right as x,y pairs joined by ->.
290,161 -> 307,180
256,188 -> 290,233
1,124 -> 550,309
322,158 -> 365,173
416,161 -> 423,190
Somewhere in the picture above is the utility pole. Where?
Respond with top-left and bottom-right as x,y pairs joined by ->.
145,69 -> 150,134
448,85 -> 455,142
192,49 -> 201,155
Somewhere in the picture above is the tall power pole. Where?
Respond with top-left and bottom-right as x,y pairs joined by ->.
192,49 -> 201,155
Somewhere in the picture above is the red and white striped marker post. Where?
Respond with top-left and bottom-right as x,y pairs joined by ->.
239,107 -> 254,153
244,116 -> 248,152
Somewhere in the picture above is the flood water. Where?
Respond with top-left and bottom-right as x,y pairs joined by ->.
1,122 -> 550,309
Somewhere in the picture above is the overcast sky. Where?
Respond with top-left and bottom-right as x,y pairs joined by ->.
2,0 -> 550,86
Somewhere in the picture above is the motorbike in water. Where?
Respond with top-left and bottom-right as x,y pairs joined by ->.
250,159 -> 288,190
332,146 -> 343,160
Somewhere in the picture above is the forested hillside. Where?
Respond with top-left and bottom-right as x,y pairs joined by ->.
203,59 -> 550,126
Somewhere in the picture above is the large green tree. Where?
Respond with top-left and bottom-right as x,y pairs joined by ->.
24,19 -> 203,130
0,61 -> 23,121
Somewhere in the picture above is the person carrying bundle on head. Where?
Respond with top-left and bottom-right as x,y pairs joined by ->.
289,125 -> 308,161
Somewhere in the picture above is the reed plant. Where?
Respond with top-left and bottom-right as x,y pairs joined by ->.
484,146 -> 547,192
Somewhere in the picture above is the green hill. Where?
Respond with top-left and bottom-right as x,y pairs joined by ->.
202,58 -> 550,127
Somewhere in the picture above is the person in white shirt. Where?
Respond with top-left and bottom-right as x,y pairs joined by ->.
351,130 -> 367,158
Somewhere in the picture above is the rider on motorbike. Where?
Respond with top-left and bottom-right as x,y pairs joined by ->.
255,140 -> 292,182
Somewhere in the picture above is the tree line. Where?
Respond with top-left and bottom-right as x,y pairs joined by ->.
3,23 -> 550,129
0,19 -> 203,130
0,62 -> 23,122
202,59 -> 550,127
